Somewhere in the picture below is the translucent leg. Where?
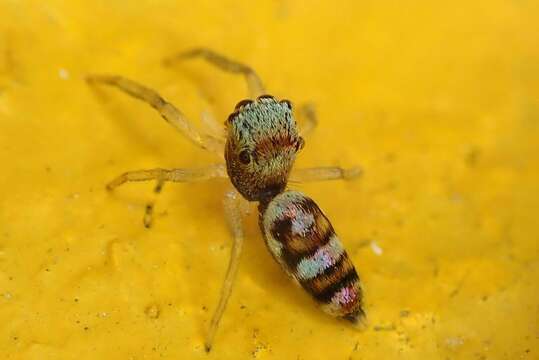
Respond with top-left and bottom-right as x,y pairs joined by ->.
205,190 -> 245,352
290,166 -> 362,183
201,108 -> 226,140
107,164 -> 226,227
293,107 -> 362,183
297,102 -> 318,138
164,47 -> 266,98
86,75 -> 223,154
106,164 -> 226,191
142,178 -> 165,228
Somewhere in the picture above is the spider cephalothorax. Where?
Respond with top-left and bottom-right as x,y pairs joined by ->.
225,95 -> 304,202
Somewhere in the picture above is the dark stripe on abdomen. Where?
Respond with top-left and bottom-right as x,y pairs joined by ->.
279,224 -> 335,270
301,252 -> 355,295
313,267 -> 360,303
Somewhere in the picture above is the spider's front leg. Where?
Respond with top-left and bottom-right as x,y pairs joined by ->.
205,189 -> 245,352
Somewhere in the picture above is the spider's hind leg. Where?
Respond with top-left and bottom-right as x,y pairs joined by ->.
164,48 -> 266,98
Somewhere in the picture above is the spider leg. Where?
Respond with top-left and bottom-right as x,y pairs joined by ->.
142,178 -> 165,228
164,48 -> 266,98
290,166 -> 362,183
205,189 -> 245,352
106,164 -> 226,227
293,105 -> 362,183
297,102 -> 318,138
106,164 -> 226,190
201,108 -> 226,140
87,75 -> 223,154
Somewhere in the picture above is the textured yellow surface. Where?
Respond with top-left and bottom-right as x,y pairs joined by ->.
1,1 -> 538,359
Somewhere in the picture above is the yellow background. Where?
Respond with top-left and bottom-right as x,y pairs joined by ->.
1,1 -> 538,359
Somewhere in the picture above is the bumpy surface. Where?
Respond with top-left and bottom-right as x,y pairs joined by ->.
0,1 -> 538,359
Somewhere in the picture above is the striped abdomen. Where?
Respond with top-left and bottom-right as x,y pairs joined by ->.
259,191 -> 364,323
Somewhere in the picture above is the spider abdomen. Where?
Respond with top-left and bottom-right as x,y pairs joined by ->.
259,191 -> 364,323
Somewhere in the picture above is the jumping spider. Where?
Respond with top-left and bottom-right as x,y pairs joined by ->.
87,48 -> 364,351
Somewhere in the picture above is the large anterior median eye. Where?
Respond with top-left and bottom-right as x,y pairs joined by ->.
238,150 -> 251,164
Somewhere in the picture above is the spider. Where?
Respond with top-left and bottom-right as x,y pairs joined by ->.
87,48 -> 364,352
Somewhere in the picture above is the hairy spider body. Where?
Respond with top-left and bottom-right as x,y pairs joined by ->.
226,95 -> 302,201
88,48 -> 364,352
227,96 -> 363,322
260,191 -> 364,322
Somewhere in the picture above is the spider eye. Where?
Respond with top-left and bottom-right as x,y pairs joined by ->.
238,150 -> 251,164
295,137 -> 305,152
